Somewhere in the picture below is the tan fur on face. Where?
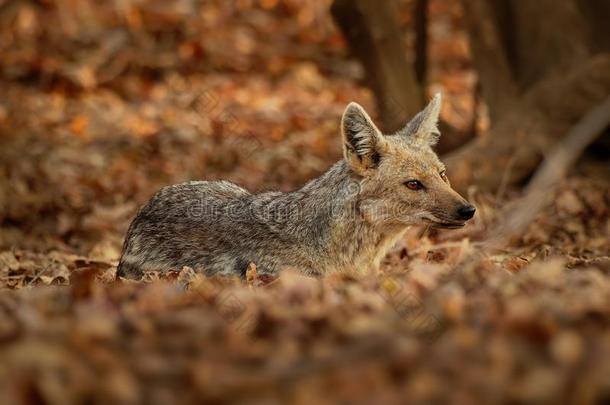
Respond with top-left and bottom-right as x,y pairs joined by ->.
343,94 -> 470,230
359,139 -> 469,228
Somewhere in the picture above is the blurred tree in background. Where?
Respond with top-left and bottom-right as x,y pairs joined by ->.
332,0 -> 610,192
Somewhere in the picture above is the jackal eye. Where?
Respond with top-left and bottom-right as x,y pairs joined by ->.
405,180 -> 423,190
440,170 -> 448,181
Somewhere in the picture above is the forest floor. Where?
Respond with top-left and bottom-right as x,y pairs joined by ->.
0,1 -> 609,403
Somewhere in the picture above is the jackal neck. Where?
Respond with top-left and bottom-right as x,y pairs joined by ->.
287,160 -> 400,273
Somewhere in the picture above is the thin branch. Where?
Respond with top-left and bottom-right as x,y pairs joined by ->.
484,95 -> 610,249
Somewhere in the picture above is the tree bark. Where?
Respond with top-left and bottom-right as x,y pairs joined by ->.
510,0 -> 590,89
414,0 -> 428,85
331,0 -> 423,133
578,0 -> 610,53
461,0 -> 518,123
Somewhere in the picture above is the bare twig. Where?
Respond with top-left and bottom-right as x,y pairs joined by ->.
484,95 -> 610,249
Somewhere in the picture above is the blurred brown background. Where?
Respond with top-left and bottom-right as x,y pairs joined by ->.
0,1 -> 609,403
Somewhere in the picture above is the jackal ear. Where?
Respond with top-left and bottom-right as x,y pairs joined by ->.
400,93 -> 442,147
341,102 -> 384,174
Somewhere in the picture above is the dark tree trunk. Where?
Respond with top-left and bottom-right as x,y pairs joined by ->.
331,0 -> 423,133
331,0 -> 473,153
414,0 -> 428,85
461,0 -> 518,122
578,0 -> 610,53
510,0 -> 589,89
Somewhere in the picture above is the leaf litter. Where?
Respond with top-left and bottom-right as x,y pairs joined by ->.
0,0 -> 609,403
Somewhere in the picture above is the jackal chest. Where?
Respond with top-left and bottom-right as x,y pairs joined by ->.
333,227 -> 407,274
363,229 -> 407,271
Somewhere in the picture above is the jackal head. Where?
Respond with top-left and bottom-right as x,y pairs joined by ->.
341,94 -> 475,229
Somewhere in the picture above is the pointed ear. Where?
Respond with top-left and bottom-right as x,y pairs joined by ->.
341,102 -> 384,174
399,93 -> 442,147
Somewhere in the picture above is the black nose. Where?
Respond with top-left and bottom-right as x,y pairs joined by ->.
457,205 -> 476,220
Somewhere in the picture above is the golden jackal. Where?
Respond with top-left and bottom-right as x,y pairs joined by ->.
117,94 -> 475,279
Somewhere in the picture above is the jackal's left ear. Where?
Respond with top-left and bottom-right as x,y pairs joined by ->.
341,102 -> 385,174
400,93 -> 442,147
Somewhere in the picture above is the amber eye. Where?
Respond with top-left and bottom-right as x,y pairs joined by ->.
405,180 -> 423,190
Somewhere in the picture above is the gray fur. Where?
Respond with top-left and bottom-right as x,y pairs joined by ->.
118,163 -> 371,278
